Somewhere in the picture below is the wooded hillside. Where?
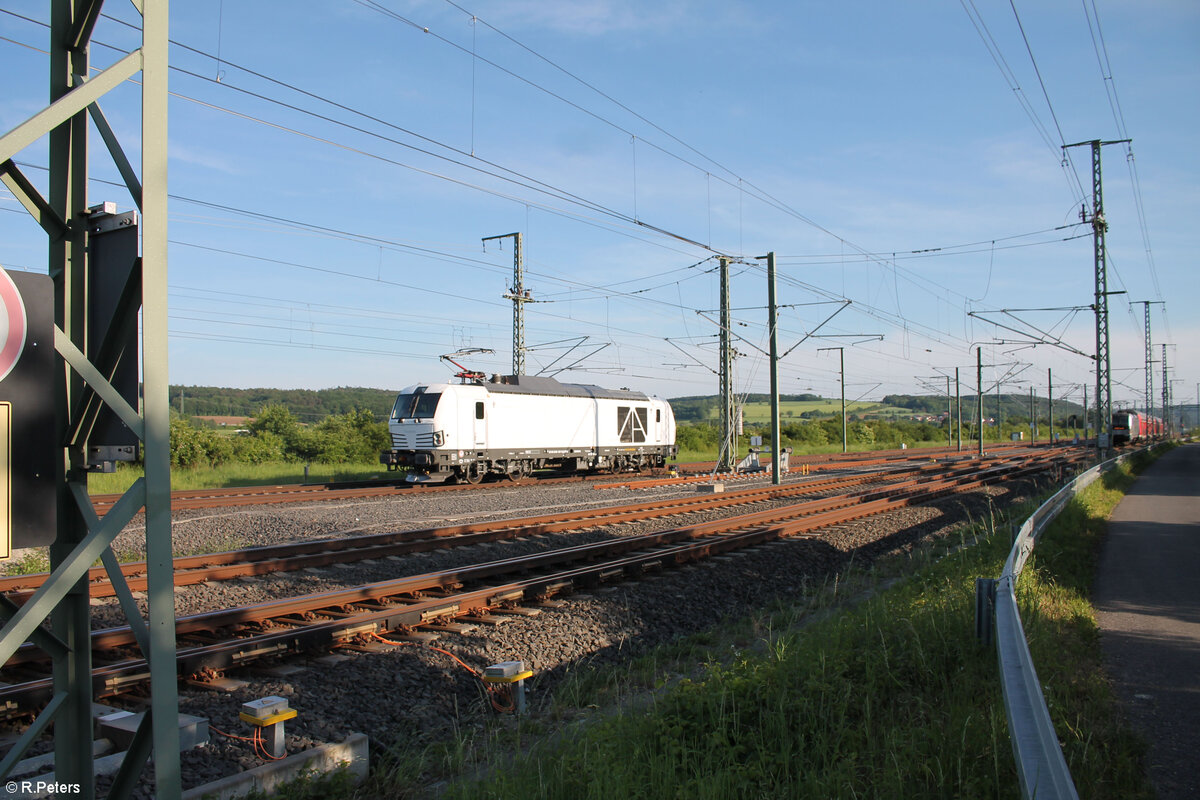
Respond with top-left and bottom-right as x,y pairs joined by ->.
172,386 -> 398,421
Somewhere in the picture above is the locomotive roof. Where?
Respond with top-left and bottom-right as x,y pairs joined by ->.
402,375 -> 655,401
481,375 -> 650,401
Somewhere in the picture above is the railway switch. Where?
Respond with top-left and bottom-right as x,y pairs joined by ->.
483,661 -> 534,715
240,695 -> 298,758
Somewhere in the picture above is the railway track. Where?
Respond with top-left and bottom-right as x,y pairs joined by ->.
0,447 -> 1089,718
86,469 -> 632,515
1,469 -> 891,599
3,449 -> 1072,601
84,441 -> 1050,514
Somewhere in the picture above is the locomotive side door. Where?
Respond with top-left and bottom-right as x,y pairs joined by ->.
473,399 -> 487,448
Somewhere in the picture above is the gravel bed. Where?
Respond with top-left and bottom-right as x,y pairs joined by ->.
88,476 -> 849,627
17,469 -> 1056,797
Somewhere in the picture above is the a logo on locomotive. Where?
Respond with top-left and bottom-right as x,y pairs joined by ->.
0,268 -> 29,384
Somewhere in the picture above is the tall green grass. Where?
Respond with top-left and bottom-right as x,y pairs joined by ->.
1012,455 -> 1156,798
442,531 -> 1019,798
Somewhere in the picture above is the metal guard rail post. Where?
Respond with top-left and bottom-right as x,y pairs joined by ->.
977,450 -> 1135,800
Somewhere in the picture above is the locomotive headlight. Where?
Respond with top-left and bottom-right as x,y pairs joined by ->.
432,430 -> 445,446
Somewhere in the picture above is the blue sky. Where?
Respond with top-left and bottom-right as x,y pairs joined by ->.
1,1 -> 1197,412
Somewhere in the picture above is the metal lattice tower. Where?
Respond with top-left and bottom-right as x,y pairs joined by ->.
1162,344 -> 1169,434
765,252 -> 781,484
1048,368 -> 1054,440
718,257 -> 736,472
484,232 -> 527,375
1065,138 -> 1129,454
1144,304 -> 1154,415
1089,142 -> 1112,451
0,2 -> 179,798
1136,301 -> 1164,416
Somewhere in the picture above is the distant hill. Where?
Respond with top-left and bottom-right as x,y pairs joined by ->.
670,392 -> 1086,425
173,386 -> 1088,428
172,386 -> 399,422
668,394 -> 823,422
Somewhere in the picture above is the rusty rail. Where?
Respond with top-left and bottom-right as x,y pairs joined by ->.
1,456 -> 1056,600
0,449 -> 1088,716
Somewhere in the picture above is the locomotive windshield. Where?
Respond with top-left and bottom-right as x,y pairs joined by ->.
392,391 -> 442,420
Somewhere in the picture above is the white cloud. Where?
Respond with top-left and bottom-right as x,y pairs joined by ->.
170,142 -> 244,176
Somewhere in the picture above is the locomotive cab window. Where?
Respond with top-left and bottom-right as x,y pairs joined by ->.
475,402 -> 485,420
392,390 -> 442,420
618,406 -> 648,443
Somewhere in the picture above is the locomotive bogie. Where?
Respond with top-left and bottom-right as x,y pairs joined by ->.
380,375 -> 676,482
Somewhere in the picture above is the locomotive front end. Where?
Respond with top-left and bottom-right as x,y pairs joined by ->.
379,385 -> 454,478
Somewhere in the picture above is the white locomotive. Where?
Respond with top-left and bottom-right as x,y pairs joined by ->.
379,375 -> 677,483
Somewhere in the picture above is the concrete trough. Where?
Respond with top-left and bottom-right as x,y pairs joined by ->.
182,732 -> 369,800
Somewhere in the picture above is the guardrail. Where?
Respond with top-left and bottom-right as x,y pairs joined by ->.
976,452 -> 1131,800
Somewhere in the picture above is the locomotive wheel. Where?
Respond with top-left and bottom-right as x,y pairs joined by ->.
463,462 -> 485,485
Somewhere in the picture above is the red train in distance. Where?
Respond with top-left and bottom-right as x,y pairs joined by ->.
1112,410 -> 1164,445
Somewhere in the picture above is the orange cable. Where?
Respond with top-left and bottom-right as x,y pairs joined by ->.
209,725 -> 258,743
253,728 -> 287,761
370,631 -> 522,712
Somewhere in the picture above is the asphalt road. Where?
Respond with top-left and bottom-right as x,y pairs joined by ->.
1094,443 -> 1200,800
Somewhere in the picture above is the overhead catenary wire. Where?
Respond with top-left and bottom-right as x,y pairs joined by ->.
7,151 -> 1021,383
337,0 -> 1031,312
1,159 -> 743,385
958,0 -> 1087,204
0,6 -> 1166,401
1,8 -> 725,261
2,8 -> 1084,356
1080,0 -> 1164,316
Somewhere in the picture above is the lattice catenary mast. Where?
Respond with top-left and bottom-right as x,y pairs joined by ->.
1064,138 -> 1130,454
483,232 -> 530,376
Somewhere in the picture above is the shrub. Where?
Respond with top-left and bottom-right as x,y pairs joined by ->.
230,431 -> 288,464
676,423 -> 719,453
850,421 -> 875,445
248,404 -> 301,440
781,422 -> 827,446
170,418 -> 231,468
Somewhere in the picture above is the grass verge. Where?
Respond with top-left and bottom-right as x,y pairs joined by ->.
366,455 -> 1160,799
86,461 -> 391,495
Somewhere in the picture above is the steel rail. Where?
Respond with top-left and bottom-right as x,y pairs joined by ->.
2,470 -> 907,599
84,441 -> 1059,514
0,451 -> 1084,715
85,471 -> 604,514
1,455 -> 1059,600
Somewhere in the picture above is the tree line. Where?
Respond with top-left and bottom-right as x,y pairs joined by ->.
165,388 -> 1091,469
170,385 -> 397,421
171,405 -> 388,468
677,411 -> 1088,455
676,418 -> 949,452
